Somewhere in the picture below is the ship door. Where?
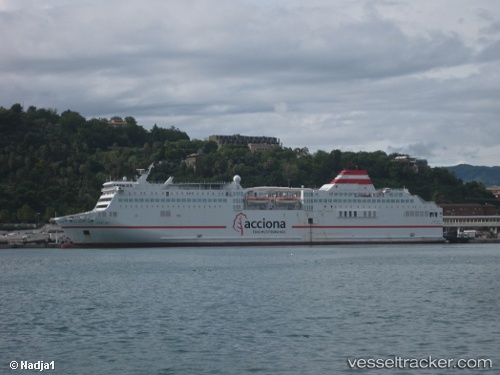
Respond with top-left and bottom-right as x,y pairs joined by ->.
307,218 -> 313,243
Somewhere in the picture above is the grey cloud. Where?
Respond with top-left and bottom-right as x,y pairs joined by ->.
1,0 -> 500,166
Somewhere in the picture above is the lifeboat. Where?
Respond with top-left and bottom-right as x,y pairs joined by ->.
246,196 -> 271,205
275,197 -> 299,204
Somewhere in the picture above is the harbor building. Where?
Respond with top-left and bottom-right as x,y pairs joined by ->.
441,203 -> 500,239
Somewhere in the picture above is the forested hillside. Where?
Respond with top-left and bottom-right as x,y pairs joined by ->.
446,164 -> 500,186
0,104 -> 497,224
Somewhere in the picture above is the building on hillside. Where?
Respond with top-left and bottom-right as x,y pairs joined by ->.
247,143 -> 281,153
184,153 -> 200,172
487,186 -> 500,199
394,155 -> 428,172
208,134 -> 281,152
108,117 -> 127,126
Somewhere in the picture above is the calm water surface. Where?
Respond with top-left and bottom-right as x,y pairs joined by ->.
1,244 -> 499,374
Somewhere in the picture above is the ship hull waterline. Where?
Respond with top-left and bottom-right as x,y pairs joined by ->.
59,225 -> 445,248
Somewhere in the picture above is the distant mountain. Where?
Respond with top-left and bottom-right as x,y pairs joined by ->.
446,164 -> 500,186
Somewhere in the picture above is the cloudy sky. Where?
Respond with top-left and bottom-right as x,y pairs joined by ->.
1,0 -> 499,166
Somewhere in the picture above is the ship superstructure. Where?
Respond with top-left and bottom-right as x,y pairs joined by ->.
55,165 -> 444,246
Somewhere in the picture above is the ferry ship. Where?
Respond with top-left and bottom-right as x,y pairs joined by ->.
55,164 -> 444,247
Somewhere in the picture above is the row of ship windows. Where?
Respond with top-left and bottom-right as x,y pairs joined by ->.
304,192 -> 407,198
338,210 -> 439,218
107,196 -> 416,205
118,191 -> 244,196
330,192 -> 406,197
404,211 -> 441,217
118,197 -> 229,203
306,198 -> 415,204
100,204 -> 242,213
97,212 -> 118,217
165,191 -> 237,197
339,210 -> 377,218
118,205 -> 224,210
96,207 -> 439,219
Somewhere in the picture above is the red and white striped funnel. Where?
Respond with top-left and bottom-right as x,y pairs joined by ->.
330,170 -> 373,185
320,170 -> 376,192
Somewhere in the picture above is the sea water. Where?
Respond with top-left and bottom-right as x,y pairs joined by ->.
1,244 -> 499,374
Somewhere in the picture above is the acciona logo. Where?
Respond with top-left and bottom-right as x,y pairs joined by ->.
232,213 -> 286,235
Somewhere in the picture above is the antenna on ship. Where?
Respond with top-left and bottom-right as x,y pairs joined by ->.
135,163 -> 154,183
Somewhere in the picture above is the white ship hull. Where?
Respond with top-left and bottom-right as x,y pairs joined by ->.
56,166 -> 444,247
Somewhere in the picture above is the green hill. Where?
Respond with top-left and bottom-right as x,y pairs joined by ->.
446,164 -> 500,186
0,103 -> 497,224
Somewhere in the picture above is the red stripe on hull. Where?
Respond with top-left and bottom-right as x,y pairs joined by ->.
292,225 -> 441,229
61,225 -> 227,229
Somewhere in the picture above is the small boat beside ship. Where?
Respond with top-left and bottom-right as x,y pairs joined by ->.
55,165 -> 444,247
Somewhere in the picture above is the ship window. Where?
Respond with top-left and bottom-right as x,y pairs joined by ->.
83,230 -> 90,235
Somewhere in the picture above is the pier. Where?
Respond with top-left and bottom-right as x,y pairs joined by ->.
443,215 -> 500,239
